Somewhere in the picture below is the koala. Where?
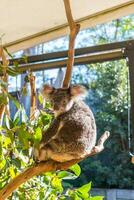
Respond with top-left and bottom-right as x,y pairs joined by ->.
34,85 -> 97,163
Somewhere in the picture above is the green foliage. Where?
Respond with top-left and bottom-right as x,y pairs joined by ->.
70,14 -> 134,190
72,59 -> 134,189
72,56 -> 133,189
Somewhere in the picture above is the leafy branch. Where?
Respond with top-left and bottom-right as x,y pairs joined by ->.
0,131 -> 109,200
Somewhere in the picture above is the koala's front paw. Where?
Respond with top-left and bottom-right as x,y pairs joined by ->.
33,147 -> 40,162
92,146 -> 101,153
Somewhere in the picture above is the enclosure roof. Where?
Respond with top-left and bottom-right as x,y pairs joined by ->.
1,0 -> 134,53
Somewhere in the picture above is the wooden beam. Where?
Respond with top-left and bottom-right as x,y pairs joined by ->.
16,50 -> 124,73
8,39 -> 134,66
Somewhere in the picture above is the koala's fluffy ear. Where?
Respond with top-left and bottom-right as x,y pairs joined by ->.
70,85 -> 87,98
41,84 -> 54,98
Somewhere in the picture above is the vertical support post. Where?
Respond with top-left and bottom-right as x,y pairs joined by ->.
126,48 -> 134,151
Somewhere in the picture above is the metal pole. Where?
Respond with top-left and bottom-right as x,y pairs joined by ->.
126,48 -> 134,152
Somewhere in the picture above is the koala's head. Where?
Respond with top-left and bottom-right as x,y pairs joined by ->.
41,85 -> 87,116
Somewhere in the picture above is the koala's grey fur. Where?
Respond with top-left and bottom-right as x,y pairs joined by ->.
34,85 -> 96,162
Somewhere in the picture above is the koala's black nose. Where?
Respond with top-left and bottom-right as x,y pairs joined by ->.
54,104 -> 59,110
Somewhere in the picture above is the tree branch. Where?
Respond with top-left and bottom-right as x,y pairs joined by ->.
0,131 -> 110,200
29,73 -> 36,121
0,46 -> 9,125
62,0 -> 80,88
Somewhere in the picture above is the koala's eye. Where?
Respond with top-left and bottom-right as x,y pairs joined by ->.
51,100 -> 54,104
62,99 -> 67,104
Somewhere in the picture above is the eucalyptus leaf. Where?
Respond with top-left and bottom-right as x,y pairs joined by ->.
76,182 -> 92,199
0,93 -> 8,105
57,171 -> 79,180
34,127 -> 42,144
38,93 -> 43,104
90,196 -> 104,200
8,93 -> 20,109
18,129 -> 30,149
4,115 -> 10,129
13,109 -> 21,125
69,164 -> 81,177
9,166 -> 16,179
3,47 -> 14,59
51,176 -> 63,193
21,106 -> 28,123
7,67 -> 19,76
0,159 -> 6,170
3,137 -> 11,148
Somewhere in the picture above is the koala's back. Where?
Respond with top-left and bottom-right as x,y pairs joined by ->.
51,100 -> 97,157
